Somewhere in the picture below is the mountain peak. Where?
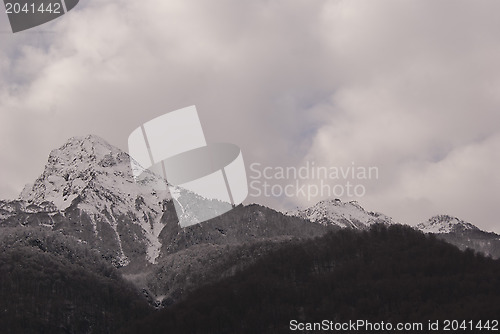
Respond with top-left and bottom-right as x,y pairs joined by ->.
288,198 -> 396,229
416,215 -> 480,234
20,134 -> 131,208
66,134 -> 110,144
19,135 -> 171,264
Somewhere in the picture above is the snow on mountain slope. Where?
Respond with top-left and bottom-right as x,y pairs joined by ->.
0,199 -> 58,222
289,199 -> 396,229
19,135 -> 171,265
416,215 -> 480,234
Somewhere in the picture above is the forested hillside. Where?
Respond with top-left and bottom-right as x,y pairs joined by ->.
120,225 -> 500,334
0,228 -> 151,334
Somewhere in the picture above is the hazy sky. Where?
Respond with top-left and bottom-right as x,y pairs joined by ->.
1,0 -> 500,232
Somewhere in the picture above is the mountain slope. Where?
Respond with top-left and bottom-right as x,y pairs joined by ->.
119,225 -> 500,334
0,227 -> 151,334
139,203 -> 331,305
159,203 -> 330,256
18,135 -> 171,266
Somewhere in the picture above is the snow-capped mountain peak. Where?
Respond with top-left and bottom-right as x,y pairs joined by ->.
416,215 -> 480,234
19,135 -> 171,265
22,135 -> 122,207
288,198 -> 396,229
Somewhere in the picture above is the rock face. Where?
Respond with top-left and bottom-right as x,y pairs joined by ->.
288,198 -> 397,229
18,135 -> 171,266
144,203 -> 330,305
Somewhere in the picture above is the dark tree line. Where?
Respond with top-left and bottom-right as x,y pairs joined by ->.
120,224 -> 500,334
2,224 -> 500,334
0,227 -> 151,334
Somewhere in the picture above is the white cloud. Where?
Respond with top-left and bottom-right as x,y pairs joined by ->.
1,0 -> 499,232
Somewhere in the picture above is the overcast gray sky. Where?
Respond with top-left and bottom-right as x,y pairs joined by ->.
1,0 -> 500,232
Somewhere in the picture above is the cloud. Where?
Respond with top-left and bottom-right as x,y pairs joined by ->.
0,0 -> 499,232
0,0 -> 333,195
293,0 -> 500,231
390,133 -> 500,232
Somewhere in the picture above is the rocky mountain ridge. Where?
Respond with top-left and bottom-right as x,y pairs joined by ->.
288,198 -> 397,229
2,135 -> 500,305
417,214 -> 500,259
18,135 -> 170,266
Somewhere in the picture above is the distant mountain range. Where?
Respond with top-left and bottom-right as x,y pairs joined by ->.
2,135 -> 500,332
1,135 -> 500,304
290,200 -> 500,259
